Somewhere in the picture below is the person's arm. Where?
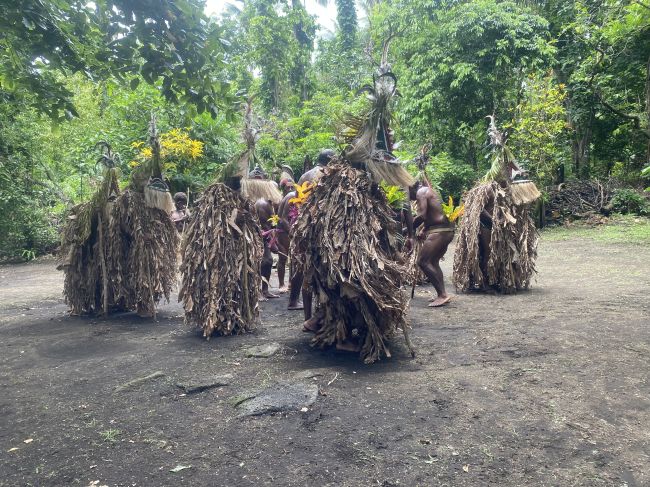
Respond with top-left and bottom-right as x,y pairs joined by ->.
480,190 -> 495,223
413,192 -> 427,229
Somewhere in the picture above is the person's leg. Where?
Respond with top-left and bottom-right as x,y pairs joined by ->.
287,263 -> 303,310
478,226 -> 491,289
301,286 -> 324,332
417,232 -> 453,307
260,244 -> 278,300
427,232 -> 454,307
276,232 -> 290,292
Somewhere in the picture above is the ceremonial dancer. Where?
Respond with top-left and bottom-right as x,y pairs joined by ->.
291,43 -> 416,363
453,116 -> 541,294
178,108 -> 264,337
108,116 -> 179,318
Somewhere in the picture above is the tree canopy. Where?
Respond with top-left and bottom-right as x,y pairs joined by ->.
1,0 -> 649,259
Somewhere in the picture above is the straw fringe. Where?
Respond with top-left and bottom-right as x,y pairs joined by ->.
179,183 -> 263,338
453,181 -> 538,294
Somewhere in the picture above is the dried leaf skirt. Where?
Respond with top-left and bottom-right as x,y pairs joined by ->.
179,183 -> 263,338
59,203 -> 113,315
109,190 -> 179,316
453,182 -> 538,294
292,164 -> 410,363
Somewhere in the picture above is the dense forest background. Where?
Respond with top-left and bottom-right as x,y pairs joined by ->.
1,0 -> 649,260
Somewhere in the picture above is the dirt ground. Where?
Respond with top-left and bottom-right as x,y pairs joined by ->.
1,228 -> 649,487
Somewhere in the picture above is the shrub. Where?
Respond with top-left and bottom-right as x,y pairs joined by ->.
421,152 -> 477,202
610,188 -> 649,216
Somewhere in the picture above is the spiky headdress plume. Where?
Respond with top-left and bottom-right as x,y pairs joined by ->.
221,98 -> 283,205
483,115 -> 540,205
143,114 -> 175,214
338,40 -> 415,188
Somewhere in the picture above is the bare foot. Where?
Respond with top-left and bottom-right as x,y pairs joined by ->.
335,339 -> 361,352
287,301 -> 304,311
262,291 -> 280,299
428,295 -> 452,307
302,316 -> 321,333
278,286 -> 289,294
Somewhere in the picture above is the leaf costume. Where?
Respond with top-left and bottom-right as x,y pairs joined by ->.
453,116 -> 540,294
58,143 -> 121,315
108,116 -> 179,317
178,101 -> 264,338
291,46 -> 415,363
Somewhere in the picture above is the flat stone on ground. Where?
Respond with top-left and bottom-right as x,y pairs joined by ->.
243,342 -> 282,358
293,368 -> 328,380
236,381 -> 318,417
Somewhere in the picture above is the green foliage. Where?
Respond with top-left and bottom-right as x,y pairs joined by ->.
610,189 -> 649,216
380,183 -> 406,209
385,0 -> 555,164
416,152 -> 477,202
336,0 -> 358,51
0,0 -> 234,121
2,0 -> 649,259
542,214 -> 650,244
240,0 -> 317,109
507,75 -> 570,185
255,91 -> 365,176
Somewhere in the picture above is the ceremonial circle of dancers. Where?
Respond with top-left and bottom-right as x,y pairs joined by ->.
59,55 -> 540,364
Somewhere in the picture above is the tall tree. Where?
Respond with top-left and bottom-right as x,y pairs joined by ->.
336,0 -> 358,51
385,0 -> 555,166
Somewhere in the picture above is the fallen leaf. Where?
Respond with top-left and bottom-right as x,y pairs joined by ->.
463,464 -> 469,472
7,447 -> 19,452
170,465 -> 192,473
23,438 -> 33,444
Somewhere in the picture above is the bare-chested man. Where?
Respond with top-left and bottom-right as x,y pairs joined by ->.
408,181 -> 455,307
297,149 -> 334,185
171,192 -> 190,232
276,189 -> 305,309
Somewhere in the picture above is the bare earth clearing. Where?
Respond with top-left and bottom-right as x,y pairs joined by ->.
1,226 -> 649,487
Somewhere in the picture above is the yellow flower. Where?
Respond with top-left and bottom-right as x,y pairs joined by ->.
442,195 -> 465,222
288,181 -> 314,205
449,205 -> 465,222
268,214 -> 280,227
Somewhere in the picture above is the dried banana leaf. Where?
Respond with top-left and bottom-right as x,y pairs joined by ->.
108,190 -> 179,317
179,182 -> 263,338
453,181 -> 538,294
291,163 -> 411,363
58,168 -> 120,315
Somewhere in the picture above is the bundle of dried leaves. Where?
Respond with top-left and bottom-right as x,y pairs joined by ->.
108,189 -> 179,317
292,163 -> 412,363
59,203 -> 110,314
58,144 -> 121,315
453,181 -> 538,294
179,182 -> 263,338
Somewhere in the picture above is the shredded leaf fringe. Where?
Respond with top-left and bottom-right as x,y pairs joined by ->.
453,181 -> 538,294
179,183 -> 263,338
108,190 -> 179,317
292,163 -> 410,363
